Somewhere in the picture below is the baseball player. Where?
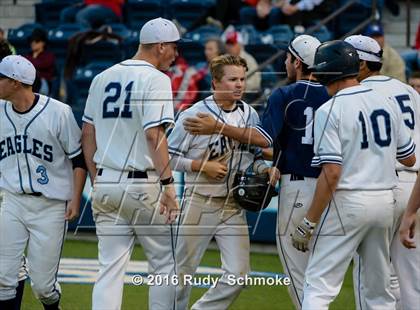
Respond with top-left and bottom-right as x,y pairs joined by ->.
0,41 -> 27,310
345,34 -> 420,310
168,54 -> 274,310
399,173 -> 420,249
0,55 -> 86,310
81,18 -> 180,310
260,35 -> 330,308
291,41 -> 416,309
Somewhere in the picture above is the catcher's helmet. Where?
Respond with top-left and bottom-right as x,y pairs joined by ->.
232,171 -> 277,212
311,40 -> 360,85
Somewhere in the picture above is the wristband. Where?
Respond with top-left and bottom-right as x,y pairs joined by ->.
160,176 -> 174,186
303,217 -> 317,229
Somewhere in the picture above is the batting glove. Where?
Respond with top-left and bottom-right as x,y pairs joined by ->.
292,217 -> 316,252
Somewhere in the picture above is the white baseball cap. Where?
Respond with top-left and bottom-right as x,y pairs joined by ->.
288,35 -> 321,67
345,35 -> 382,63
139,17 -> 181,44
0,55 -> 36,85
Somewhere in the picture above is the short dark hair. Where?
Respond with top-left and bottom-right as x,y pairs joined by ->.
29,28 -> 48,44
0,40 -> 12,60
365,60 -> 382,72
409,71 -> 420,79
289,52 -> 311,75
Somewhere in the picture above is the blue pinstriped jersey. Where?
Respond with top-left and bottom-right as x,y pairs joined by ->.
261,80 -> 330,177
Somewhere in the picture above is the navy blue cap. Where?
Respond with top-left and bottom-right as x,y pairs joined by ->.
364,23 -> 384,37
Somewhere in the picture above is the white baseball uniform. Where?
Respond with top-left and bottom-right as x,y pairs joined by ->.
83,59 -> 176,310
302,85 -> 415,309
168,96 -> 271,310
352,76 -> 420,310
0,94 -> 81,305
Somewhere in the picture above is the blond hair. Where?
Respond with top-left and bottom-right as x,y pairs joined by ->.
210,54 -> 248,82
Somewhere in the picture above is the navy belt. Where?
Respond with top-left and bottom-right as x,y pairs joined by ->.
97,168 -> 148,179
27,192 -> 42,197
290,174 -> 305,181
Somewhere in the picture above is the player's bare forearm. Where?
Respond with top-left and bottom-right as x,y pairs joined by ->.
262,147 -> 273,160
72,167 -> 87,203
405,173 -> 420,216
218,123 -> 270,147
398,154 -> 416,167
145,126 -> 172,180
306,163 -> 341,223
81,123 -> 97,183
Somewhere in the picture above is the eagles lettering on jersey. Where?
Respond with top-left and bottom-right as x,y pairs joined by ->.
0,135 -> 53,162
261,80 -> 330,177
208,136 -> 233,160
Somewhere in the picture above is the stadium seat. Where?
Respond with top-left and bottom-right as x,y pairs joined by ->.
335,0 -> 372,37
104,23 -> 132,40
67,61 -> 113,123
35,0 -> 74,28
235,24 -> 260,45
245,43 -> 284,73
184,25 -> 222,43
124,0 -> 163,30
266,25 -> 294,48
310,25 -> 333,42
80,40 -> 124,66
177,41 -> 206,65
7,23 -> 44,55
48,23 -> 87,67
168,0 -> 215,30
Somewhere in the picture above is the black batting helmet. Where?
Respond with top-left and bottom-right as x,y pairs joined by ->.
310,40 -> 360,85
232,171 -> 278,212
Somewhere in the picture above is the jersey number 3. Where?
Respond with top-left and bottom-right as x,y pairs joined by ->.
103,81 -> 134,118
358,109 -> 391,149
36,165 -> 49,185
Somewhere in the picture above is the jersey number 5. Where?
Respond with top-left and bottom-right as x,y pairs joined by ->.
395,94 -> 415,130
103,81 -> 134,118
358,109 -> 391,149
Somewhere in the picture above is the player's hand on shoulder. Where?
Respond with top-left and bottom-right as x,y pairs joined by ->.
183,113 -> 220,135
265,167 -> 280,186
399,212 -> 417,249
65,199 -> 81,221
202,160 -> 228,180
160,184 -> 179,224
291,217 -> 316,252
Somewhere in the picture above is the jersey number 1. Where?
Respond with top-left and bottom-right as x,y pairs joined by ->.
103,81 -> 134,118
358,109 -> 391,149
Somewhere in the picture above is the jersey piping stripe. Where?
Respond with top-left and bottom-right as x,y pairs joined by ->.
311,158 -> 342,167
52,202 -> 67,299
276,195 -> 302,307
82,114 -> 93,122
4,103 -> 25,193
333,88 -> 372,99
397,138 -> 414,151
24,97 -> 50,193
168,146 -> 183,156
296,80 -> 324,87
203,98 -> 226,123
66,146 -> 82,158
361,77 -> 393,83
357,255 -> 364,310
118,63 -> 155,68
143,117 -> 175,131
312,202 -> 331,253
255,125 -> 273,146
397,144 -> 415,160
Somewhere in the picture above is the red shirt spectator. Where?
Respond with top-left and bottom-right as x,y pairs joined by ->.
85,0 -> 124,18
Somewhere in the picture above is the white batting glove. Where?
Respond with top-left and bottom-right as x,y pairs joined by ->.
291,217 -> 316,252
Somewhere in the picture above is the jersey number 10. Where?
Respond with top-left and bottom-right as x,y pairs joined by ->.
102,81 -> 134,118
358,109 -> 391,149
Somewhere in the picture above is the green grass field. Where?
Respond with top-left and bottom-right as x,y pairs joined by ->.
22,239 -> 355,309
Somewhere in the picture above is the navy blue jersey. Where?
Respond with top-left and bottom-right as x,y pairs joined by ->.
262,80 -> 330,177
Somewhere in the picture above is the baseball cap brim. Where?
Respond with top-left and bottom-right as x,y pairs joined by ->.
0,72 -> 10,79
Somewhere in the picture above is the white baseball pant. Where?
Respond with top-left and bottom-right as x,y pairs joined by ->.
302,190 -> 395,310
0,190 -> 65,305
175,191 -> 250,310
276,174 -> 317,309
91,168 -> 176,310
354,171 -> 420,310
